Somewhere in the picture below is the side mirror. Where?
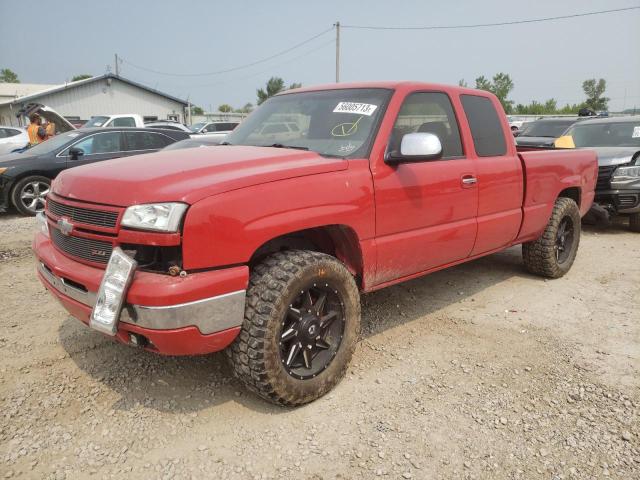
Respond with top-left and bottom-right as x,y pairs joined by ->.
69,147 -> 84,160
385,132 -> 443,164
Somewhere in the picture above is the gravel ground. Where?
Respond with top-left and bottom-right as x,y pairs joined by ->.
0,214 -> 638,479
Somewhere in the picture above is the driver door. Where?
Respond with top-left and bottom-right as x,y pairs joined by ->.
372,91 -> 478,285
62,131 -> 124,168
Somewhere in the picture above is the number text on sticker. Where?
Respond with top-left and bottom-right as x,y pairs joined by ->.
333,102 -> 378,116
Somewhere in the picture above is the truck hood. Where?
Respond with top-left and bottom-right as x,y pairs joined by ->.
588,147 -> 640,167
52,145 -> 347,206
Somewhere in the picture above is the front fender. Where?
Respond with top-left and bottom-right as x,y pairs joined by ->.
181,160 -> 375,271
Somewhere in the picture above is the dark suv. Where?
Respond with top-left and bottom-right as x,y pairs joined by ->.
0,128 -> 189,215
561,116 -> 640,231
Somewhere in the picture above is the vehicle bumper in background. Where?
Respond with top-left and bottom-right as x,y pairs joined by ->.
33,232 -> 249,355
594,190 -> 640,215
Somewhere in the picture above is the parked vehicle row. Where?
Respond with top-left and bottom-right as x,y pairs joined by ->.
32,81 -> 597,405
0,128 -> 189,215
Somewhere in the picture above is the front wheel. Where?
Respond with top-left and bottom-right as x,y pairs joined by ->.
522,197 -> 581,278
11,175 -> 51,216
227,250 -> 360,406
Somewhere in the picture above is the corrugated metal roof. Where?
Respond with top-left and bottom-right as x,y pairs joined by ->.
0,82 -> 61,99
0,74 -> 188,106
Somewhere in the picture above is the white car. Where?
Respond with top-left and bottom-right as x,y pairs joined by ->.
144,120 -> 193,133
84,114 -> 145,128
190,121 -> 239,137
0,126 -> 29,155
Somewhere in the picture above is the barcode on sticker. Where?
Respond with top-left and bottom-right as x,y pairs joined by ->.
333,102 -> 378,116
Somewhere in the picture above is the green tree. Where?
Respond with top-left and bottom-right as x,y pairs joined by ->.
0,68 -> 19,83
257,77 -> 285,105
582,78 -> 609,111
474,73 -> 515,114
218,104 -> 233,113
257,77 -> 301,105
458,79 -> 468,88
191,106 -> 204,115
71,74 -> 92,81
234,102 -> 253,114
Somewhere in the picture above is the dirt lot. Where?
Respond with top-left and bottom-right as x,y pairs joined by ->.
0,214 -> 638,479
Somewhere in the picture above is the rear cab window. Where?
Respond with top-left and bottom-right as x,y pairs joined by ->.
110,117 -> 136,128
460,95 -> 507,157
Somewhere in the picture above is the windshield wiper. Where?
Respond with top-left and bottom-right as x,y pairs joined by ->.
264,143 -> 309,151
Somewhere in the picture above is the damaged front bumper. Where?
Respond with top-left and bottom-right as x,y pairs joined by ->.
33,231 -> 249,355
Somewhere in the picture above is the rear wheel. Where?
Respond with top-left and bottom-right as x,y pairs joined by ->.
11,175 -> 51,216
227,250 -> 360,406
629,213 -> 640,233
522,197 -> 581,278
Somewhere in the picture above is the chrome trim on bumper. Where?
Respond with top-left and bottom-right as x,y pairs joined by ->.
38,261 -> 246,335
38,262 -> 97,306
120,290 -> 246,334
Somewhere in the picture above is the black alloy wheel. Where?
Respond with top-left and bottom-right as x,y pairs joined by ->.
279,284 -> 345,380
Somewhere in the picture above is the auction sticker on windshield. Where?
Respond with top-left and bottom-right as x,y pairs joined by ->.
333,102 -> 378,116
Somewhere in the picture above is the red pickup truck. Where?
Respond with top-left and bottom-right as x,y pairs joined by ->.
33,82 -> 597,405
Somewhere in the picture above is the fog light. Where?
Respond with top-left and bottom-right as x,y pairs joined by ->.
90,247 -> 137,336
36,212 -> 49,238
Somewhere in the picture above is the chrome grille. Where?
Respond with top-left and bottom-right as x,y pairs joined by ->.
47,198 -> 119,228
50,227 -> 113,264
596,166 -> 617,191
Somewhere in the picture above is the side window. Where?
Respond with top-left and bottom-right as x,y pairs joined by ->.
125,132 -> 172,151
205,124 -> 217,133
112,117 -> 136,127
70,132 -> 122,156
460,95 -> 507,157
390,92 -> 463,158
0,129 -> 7,139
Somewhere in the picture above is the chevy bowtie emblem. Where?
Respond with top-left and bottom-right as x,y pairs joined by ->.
57,217 -> 74,236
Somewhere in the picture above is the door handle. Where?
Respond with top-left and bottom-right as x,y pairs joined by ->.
461,175 -> 477,186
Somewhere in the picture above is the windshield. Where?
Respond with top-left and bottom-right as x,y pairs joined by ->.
24,131 -> 82,155
224,88 -> 392,158
565,121 -> 640,148
519,120 -> 576,138
190,122 -> 206,132
84,116 -> 109,128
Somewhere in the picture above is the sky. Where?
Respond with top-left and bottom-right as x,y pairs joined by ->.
1,0 -> 639,112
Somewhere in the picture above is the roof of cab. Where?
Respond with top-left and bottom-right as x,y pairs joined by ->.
278,81 -> 489,97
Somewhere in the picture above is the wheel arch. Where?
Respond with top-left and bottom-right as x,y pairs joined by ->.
558,186 -> 581,208
249,224 -> 365,287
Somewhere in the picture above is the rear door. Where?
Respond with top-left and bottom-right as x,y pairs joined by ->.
122,131 -> 174,156
372,91 -> 478,285
459,94 -> 523,255
62,131 -> 125,168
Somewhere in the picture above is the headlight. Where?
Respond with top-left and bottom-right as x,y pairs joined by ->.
613,166 -> 640,178
35,212 -> 49,238
121,203 -> 188,232
90,247 -> 137,336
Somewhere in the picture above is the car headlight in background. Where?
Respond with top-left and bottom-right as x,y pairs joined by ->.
121,203 -> 188,232
35,212 -> 49,238
613,165 -> 640,178
90,247 -> 137,336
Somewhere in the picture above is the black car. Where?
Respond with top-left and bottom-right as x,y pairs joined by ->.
161,135 -> 226,151
0,127 -> 189,216
515,118 -> 583,147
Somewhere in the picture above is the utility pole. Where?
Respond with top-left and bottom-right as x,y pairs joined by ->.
335,21 -> 340,83
114,54 -> 119,76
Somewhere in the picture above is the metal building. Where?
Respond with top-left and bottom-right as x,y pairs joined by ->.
0,74 -> 188,126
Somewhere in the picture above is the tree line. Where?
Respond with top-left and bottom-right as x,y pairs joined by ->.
459,73 -> 610,115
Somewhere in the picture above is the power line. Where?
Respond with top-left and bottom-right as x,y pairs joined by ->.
342,6 -> 640,30
121,27 -> 334,77
180,38 -> 336,89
